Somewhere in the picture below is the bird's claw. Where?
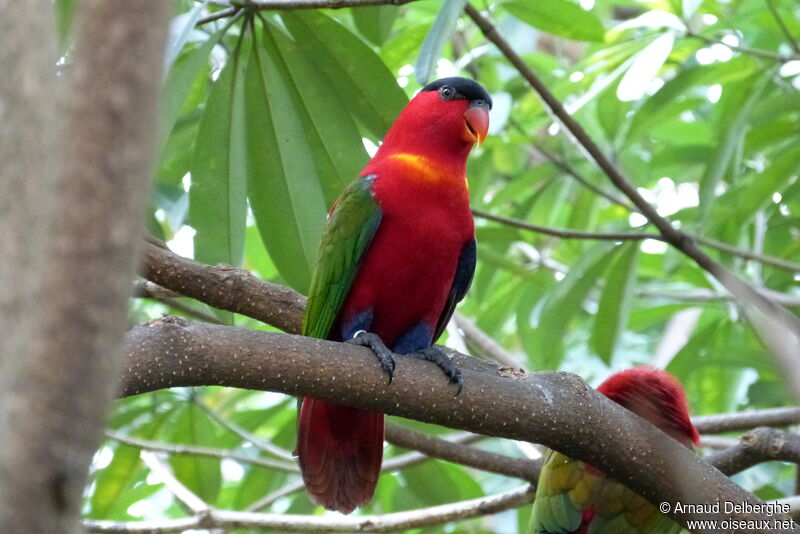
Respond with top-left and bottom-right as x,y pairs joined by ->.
413,347 -> 464,396
347,331 -> 396,384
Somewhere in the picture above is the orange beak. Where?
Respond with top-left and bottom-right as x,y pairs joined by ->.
463,103 -> 490,145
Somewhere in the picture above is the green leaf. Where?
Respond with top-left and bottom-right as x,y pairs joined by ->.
590,242 -> 640,363
281,11 -> 407,138
189,37 -> 249,272
88,413 -> 170,519
402,461 -> 483,506
269,20 -> 369,205
415,0 -> 467,85
627,56 -> 757,142
714,143 -> 800,225
503,0 -> 605,42
165,1 -> 208,69
352,5 -> 398,45
534,243 -> 618,369
698,75 -> 768,223
160,26 -> 227,152
244,22 -> 329,294
55,0 -> 76,48
168,404 -> 222,504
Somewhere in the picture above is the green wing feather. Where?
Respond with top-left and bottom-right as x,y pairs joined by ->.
531,450 -> 587,534
302,175 -> 382,340
531,450 -> 683,534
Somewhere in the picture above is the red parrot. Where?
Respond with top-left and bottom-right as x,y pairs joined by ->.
530,367 -> 699,534
296,77 -> 492,514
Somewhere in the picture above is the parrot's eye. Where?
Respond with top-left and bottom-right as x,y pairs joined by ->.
439,86 -> 455,100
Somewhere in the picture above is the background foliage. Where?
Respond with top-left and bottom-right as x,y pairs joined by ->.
64,0 -> 800,530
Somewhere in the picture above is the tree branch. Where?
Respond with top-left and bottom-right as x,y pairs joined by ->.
141,451 -> 212,515
453,312 -> 522,368
384,424 -> 539,481
196,0 -> 421,24
243,0 -> 417,9
119,318 -> 796,532
706,427 -> 800,476
694,407 -> 800,434
106,430 -> 299,472
764,0 -> 800,55
141,238 -> 306,334
84,485 -> 535,533
685,31 -> 800,62
473,209 -> 662,241
473,209 -> 800,274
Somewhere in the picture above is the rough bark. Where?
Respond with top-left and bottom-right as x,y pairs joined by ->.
0,2 -> 171,532
120,319 -> 797,533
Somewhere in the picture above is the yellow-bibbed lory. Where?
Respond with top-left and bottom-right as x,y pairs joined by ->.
296,77 -> 492,514
530,367 -> 699,534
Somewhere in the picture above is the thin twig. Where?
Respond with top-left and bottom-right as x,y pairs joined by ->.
194,398 -> 296,461
383,426 -> 485,471
693,234 -> 800,273
453,312 -> 523,368
84,485 -> 535,533
700,435 -> 741,450
141,451 -> 212,514
246,479 -> 306,511
244,0 -> 418,9
134,281 -> 224,324
197,6 -> 239,25
385,424 -> 540,481
197,0 -> 420,25
475,202 -> 800,274
765,0 -> 800,55
473,209 -> 661,241
686,31 -> 799,62
106,430 -> 299,472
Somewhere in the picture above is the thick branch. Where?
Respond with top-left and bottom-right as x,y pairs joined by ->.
384,424 -> 539,481
142,239 -> 306,334
120,318 -> 796,532
694,407 -> 800,434
706,428 -> 800,476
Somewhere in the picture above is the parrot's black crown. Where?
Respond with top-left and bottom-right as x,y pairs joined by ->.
422,77 -> 492,109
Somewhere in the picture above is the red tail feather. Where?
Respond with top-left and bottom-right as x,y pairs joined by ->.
297,398 -> 384,514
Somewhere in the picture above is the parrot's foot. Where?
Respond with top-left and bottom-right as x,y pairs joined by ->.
412,347 -> 463,396
347,331 -> 396,384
